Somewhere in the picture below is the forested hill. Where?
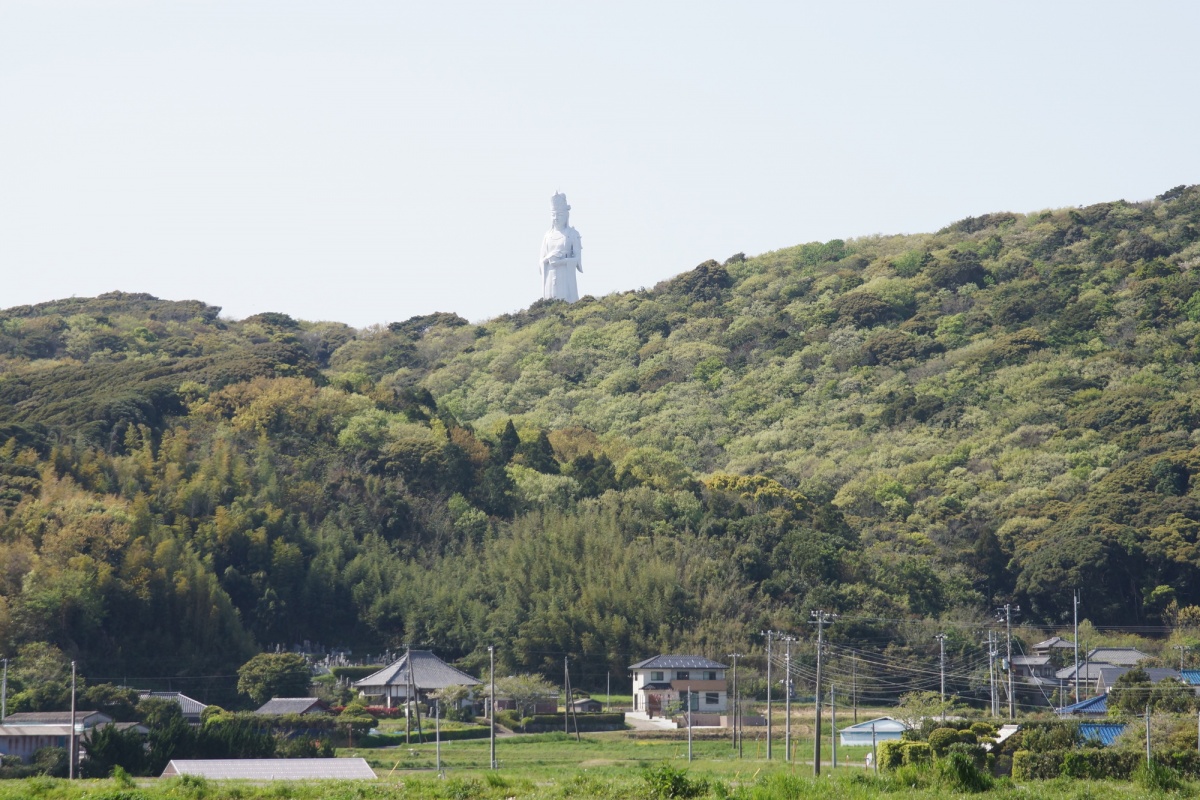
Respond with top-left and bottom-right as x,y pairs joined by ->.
2,185 -> 1200,702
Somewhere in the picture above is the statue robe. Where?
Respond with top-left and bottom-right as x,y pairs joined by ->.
540,225 -> 582,303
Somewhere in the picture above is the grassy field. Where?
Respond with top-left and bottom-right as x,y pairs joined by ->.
0,710 -> 1186,798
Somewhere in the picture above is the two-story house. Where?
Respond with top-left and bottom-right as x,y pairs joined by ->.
629,655 -> 728,717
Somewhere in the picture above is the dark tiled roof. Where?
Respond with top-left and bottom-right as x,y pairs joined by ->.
1032,636 -> 1076,651
1,711 -> 109,726
1097,667 -> 1180,688
1055,663 -> 1109,680
1087,647 -> 1150,666
253,698 -> 329,716
353,650 -> 481,690
641,683 -> 672,690
138,692 -> 208,718
1011,655 -> 1051,666
629,655 -> 728,670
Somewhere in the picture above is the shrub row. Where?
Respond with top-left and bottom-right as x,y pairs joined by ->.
356,727 -> 490,747
1013,749 -> 1200,780
496,711 -> 626,732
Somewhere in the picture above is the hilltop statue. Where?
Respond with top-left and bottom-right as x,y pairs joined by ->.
540,192 -> 582,302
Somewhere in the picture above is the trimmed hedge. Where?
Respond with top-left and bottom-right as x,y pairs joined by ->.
357,727 -> 490,748
901,742 -> 932,766
330,666 -> 383,681
1012,749 -> 1200,781
877,740 -> 904,770
496,711 -> 626,732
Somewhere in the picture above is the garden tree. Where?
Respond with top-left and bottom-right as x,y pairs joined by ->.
431,684 -> 473,722
81,684 -> 140,722
1108,667 -> 1155,714
1149,677 -> 1197,713
894,691 -> 963,730
335,702 -> 376,747
136,696 -> 184,729
236,652 -> 311,705
81,725 -> 148,778
4,642 -> 73,713
495,674 -> 559,721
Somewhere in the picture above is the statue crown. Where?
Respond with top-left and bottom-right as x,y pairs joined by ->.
551,192 -> 570,212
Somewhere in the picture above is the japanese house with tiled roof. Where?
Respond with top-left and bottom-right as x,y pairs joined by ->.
353,650 -> 480,708
629,655 -> 728,716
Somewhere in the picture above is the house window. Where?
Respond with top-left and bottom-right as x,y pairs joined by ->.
705,692 -> 719,705
651,671 -> 664,682
676,671 -> 690,680
706,671 -> 717,680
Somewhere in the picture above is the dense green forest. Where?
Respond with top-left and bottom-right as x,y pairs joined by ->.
3,185 -> 1200,705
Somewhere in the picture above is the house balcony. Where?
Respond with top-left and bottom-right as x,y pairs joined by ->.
668,680 -> 726,692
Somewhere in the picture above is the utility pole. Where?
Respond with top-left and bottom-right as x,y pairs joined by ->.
68,661 -> 76,780
404,645 -> 412,744
987,631 -> 998,718
1174,645 -> 1190,672
996,604 -> 1019,719
687,682 -> 693,762
852,656 -> 858,724
607,671 -> 611,712
830,685 -> 837,769
1073,589 -> 1081,705
761,630 -> 776,760
488,645 -> 497,770
784,637 -> 793,762
435,698 -> 442,776
811,610 -> 836,776
564,658 -> 569,735
935,633 -> 947,721
1146,704 -> 1152,766
728,653 -> 741,752
1,657 -> 7,722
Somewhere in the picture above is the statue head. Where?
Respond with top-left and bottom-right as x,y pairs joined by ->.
551,192 -> 570,228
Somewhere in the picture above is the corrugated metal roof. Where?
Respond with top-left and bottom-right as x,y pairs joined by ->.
0,724 -> 73,736
1079,722 -> 1126,747
354,650 -> 481,690
1,711 -> 109,727
840,716 -> 908,733
254,698 -> 329,716
139,692 -> 208,718
1056,694 -> 1108,716
1181,669 -> 1200,686
162,758 -> 376,780
628,655 -> 728,670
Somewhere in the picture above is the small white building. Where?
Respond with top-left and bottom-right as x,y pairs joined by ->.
629,655 -> 728,716
838,716 -> 908,746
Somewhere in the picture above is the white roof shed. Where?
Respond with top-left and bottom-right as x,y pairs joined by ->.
838,716 -> 909,746
161,758 -> 376,780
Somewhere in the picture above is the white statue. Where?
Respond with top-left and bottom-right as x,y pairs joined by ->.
540,192 -> 582,302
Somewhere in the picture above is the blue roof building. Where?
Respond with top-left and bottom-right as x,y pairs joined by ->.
1055,693 -> 1108,717
1180,669 -> 1200,686
1078,722 -> 1126,747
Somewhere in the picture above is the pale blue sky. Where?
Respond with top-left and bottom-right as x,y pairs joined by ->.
2,1 -> 1197,327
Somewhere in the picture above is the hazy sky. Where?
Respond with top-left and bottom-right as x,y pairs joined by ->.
3,1 -> 1198,328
